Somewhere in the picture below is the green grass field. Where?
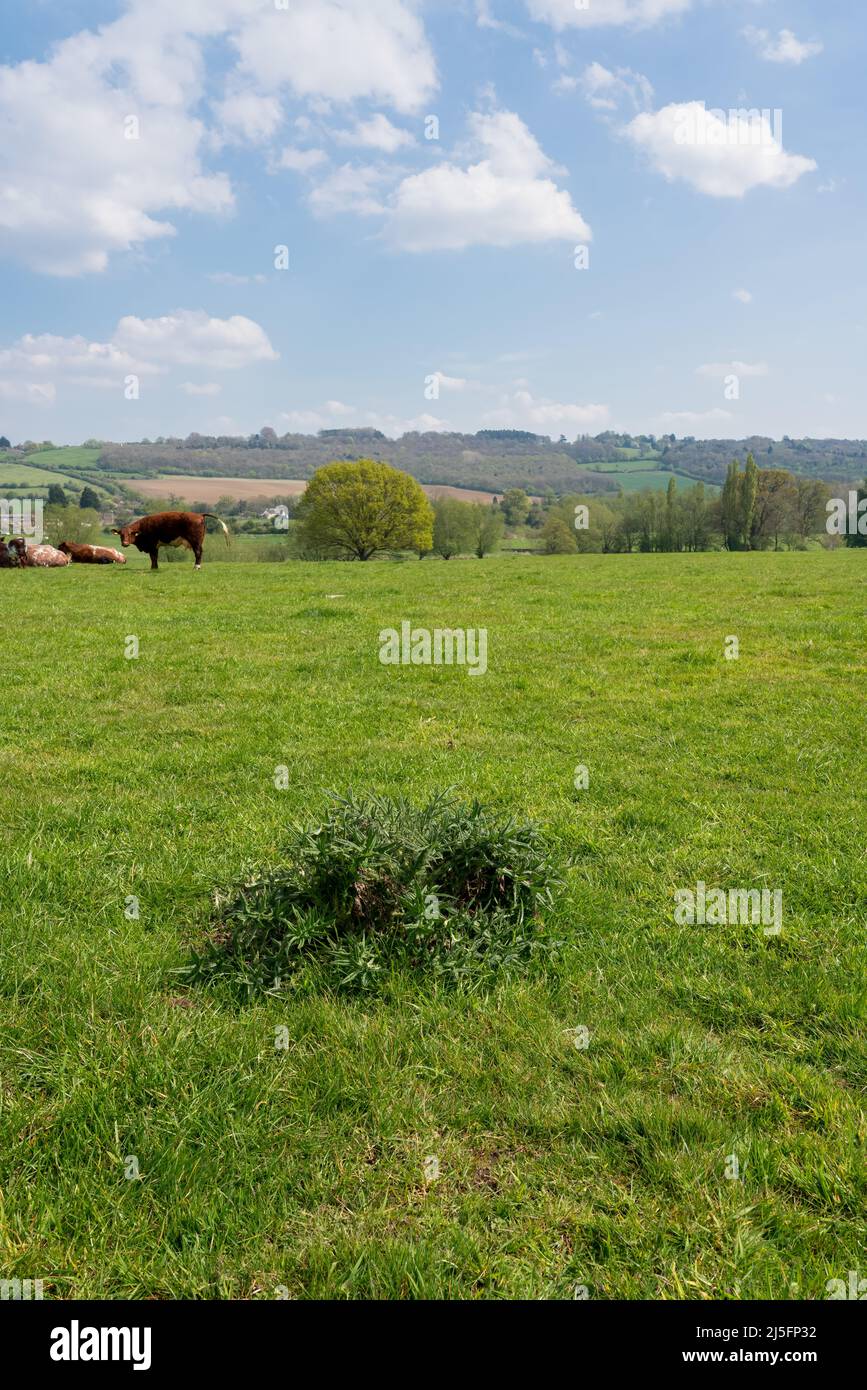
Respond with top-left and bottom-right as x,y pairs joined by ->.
0,551 -> 864,1299
21,447 -> 103,472
608,468 -> 721,495
0,461 -> 87,488
588,455 -> 662,473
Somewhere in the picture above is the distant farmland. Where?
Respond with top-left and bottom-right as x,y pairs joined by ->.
126,476 -> 507,505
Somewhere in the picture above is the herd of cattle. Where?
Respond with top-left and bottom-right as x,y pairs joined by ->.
0,537 -> 125,567
0,510 -> 230,571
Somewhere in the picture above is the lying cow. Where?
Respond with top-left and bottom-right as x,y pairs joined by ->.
0,536 -> 28,567
24,542 -> 70,567
0,537 -> 70,567
112,510 -> 230,570
58,540 -> 126,565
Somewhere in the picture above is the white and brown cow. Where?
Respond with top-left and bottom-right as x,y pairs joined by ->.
58,540 -> 126,565
24,542 -> 70,567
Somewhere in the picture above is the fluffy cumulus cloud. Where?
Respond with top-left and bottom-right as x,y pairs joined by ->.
386,109 -> 590,251
308,164 -> 392,218
0,30 -> 232,276
0,333 -> 156,388
230,0 -> 437,114
0,0 -> 437,276
482,388 -> 609,436
214,90 -> 284,145
0,311 -> 276,402
277,147 -> 328,174
280,403 -> 449,435
524,0 -> 693,29
624,103 -> 816,197
332,114 -> 415,153
743,28 -> 823,66
113,310 -> 278,370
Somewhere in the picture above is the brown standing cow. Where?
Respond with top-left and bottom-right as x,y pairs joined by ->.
111,511 -> 230,570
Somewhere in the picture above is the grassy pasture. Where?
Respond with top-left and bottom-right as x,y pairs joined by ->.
609,468 -> 722,494
0,462 -> 87,488
0,551 -> 864,1300
21,447 -> 102,472
589,455 -> 662,473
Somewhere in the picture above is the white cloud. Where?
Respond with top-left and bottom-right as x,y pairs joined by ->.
232,0 -> 437,115
0,333 -> 156,383
0,7 -> 234,276
333,114 -> 414,153
213,90 -> 283,144
696,360 -> 768,379
0,0 -> 438,275
482,388 -> 609,436
524,0 -> 692,30
279,400 -> 357,431
386,109 -> 590,251
308,164 -> 391,218
279,403 -> 448,435
180,381 -> 222,396
743,27 -> 823,66
476,2 -> 526,38
625,103 -> 816,197
277,147 -> 328,174
0,380 -> 56,405
580,61 -> 653,112
365,411 -> 450,435
733,288 -> 753,304
0,312 -> 276,400
431,372 -> 470,393
113,310 -> 278,370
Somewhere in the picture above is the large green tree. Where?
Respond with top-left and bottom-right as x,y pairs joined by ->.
499,488 -> 530,526
295,459 -> 433,560
43,505 -> 101,546
471,503 -> 504,558
432,497 -> 475,559
541,516 -> 577,554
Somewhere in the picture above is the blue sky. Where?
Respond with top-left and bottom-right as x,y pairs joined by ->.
0,0 -> 863,444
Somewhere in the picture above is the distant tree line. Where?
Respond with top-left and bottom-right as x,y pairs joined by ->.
4,428 -> 865,501
288,458 -> 851,564
536,460 -> 837,554
82,428 -> 867,497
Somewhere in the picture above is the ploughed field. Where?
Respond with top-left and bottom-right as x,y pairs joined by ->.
127,475 -> 503,505
0,551 -> 864,1299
